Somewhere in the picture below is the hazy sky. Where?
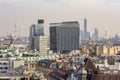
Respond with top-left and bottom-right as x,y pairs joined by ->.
0,0 -> 120,37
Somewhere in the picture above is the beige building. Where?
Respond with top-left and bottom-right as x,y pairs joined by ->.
13,60 -> 24,69
34,36 -> 49,54
96,45 -> 118,56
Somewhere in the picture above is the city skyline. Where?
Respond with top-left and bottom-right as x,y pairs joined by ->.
0,0 -> 120,37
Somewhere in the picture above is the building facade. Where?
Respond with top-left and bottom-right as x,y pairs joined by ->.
0,60 -> 11,73
96,45 -> 118,56
29,24 -> 35,50
29,19 -> 48,51
83,18 -> 90,40
34,36 -> 49,53
92,28 -> 99,41
50,21 -> 80,53
0,58 -> 24,73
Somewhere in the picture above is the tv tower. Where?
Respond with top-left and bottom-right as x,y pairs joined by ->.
12,20 -> 17,39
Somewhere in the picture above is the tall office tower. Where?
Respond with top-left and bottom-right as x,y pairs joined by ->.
50,21 -> 80,53
29,24 -> 35,50
84,18 -> 89,40
92,28 -> 99,40
80,30 -> 84,40
34,20 -> 44,36
104,28 -> 109,39
84,18 -> 87,34
29,19 -> 45,50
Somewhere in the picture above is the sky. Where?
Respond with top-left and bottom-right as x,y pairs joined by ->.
0,0 -> 120,37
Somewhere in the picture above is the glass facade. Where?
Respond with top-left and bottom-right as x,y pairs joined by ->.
50,21 -> 80,52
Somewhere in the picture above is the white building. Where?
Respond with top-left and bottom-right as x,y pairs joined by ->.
0,59 -> 11,73
0,73 -> 29,80
34,36 -> 49,54
0,58 -> 24,73
13,60 -> 24,69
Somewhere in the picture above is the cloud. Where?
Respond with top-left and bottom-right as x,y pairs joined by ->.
0,0 -> 18,4
68,0 -> 107,6
108,0 -> 120,6
39,0 -> 68,6
0,0 -> 119,6
0,0 -> 120,37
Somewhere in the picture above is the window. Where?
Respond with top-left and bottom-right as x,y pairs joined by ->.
0,67 -> 2,69
4,67 -> 8,69
1,71 -> 7,73
3,63 -> 7,65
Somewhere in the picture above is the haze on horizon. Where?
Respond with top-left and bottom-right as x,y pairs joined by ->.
0,0 -> 120,37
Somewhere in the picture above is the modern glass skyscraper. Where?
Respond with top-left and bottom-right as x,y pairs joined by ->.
34,20 -> 44,36
50,21 -> 80,53
29,19 -> 44,50
84,18 -> 87,34
93,28 -> 99,40
84,18 -> 90,40
29,24 -> 35,50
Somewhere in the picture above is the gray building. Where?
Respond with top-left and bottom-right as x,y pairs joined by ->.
34,20 -> 44,36
92,28 -> 99,41
84,18 -> 87,35
84,18 -> 90,40
29,19 -> 44,50
29,24 -> 35,50
80,30 -> 84,40
50,21 -> 80,53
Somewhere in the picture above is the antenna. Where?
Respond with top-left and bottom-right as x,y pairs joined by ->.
15,20 -> 17,33
14,20 -> 17,39
18,28 -> 21,37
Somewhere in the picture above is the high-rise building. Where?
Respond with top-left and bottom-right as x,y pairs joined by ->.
104,28 -> 109,39
29,19 -> 48,52
29,24 -> 35,50
92,28 -> 99,40
34,36 -> 49,53
84,18 -> 87,34
34,20 -> 44,36
50,21 -> 80,53
84,18 -> 89,40
80,30 -> 84,40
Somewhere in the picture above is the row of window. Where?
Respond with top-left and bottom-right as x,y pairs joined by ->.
0,63 -> 8,65
0,67 -> 8,69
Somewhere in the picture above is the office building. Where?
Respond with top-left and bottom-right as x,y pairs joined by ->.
34,20 -> 44,36
29,20 -> 44,37
84,18 -> 90,40
34,36 -> 49,53
29,19 -> 45,50
80,30 -> 84,40
50,21 -> 80,53
29,24 -> 35,50
84,18 -> 87,34
104,28 -> 109,39
92,28 -> 99,40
